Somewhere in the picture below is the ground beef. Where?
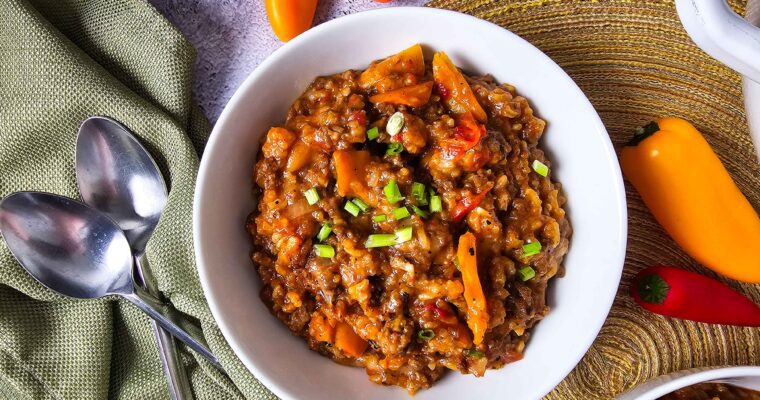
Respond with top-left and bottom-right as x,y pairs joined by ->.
246,45 -> 571,394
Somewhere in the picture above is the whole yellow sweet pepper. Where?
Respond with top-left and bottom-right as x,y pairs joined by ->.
620,117 -> 760,283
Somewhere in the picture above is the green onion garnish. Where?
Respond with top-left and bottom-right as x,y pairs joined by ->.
417,329 -> 435,341
304,187 -> 319,205
532,160 -> 549,177
344,200 -> 361,217
383,179 -> 404,204
386,142 -> 404,156
395,226 -> 413,243
314,244 -> 335,258
467,348 -> 485,358
429,195 -> 442,213
411,182 -> 427,205
522,241 -> 542,257
519,266 -> 536,281
386,111 -> 405,136
392,206 -> 410,220
366,126 -> 379,140
453,256 -> 460,269
411,205 -> 429,218
352,198 -> 371,212
365,233 -> 397,248
316,222 -> 333,242
373,214 -> 387,222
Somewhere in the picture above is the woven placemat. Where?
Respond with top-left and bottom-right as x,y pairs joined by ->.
425,0 -> 760,398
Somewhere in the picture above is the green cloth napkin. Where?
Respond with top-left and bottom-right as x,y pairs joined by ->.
0,0 -> 276,398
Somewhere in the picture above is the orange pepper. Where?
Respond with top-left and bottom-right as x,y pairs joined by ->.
359,44 -> 424,89
334,322 -> 367,357
368,81 -> 433,108
432,51 -> 487,123
265,0 -> 317,42
332,150 -> 372,204
620,117 -> 760,283
457,231 -> 488,345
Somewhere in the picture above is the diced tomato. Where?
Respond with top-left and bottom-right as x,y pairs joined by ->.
435,82 -> 449,99
440,114 -> 486,160
348,110 -> 367,126
423,302 -> 459,325
451,183 -> 494,222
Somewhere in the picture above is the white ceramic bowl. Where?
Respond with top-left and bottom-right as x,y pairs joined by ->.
617,366 -> 760,399
194,7 -> 627,400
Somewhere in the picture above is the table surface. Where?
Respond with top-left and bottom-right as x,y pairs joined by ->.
148,0 -> 425,124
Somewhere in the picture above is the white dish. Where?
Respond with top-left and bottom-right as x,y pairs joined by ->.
194,7 -> 627,400
617,366 -> 760,399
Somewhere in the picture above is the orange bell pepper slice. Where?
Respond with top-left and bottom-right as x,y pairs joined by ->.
369,81 -> 433,108
333,150 -> 371,204
457,231 -> 488,345
265,0 -> 318,42
334,322 -> 367,357
359,44 -> 425,88
432,51 -> 487,122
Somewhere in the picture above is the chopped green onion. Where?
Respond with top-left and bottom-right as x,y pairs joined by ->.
453,256 -> 460,269
411,205 -> 429,218
314,244 -> 335,258
383,179 -> 404,204
316,222 -> 333,242
352,198 -> 371,212
373,214 -> 387,222
304,187 -> 319,205
344,200 -> 361,217
365,233 -> 396,248
522,241 -> 542,257
417,329 -> 435,341
395,226 -> 413,243
532,160 -> 549,177
429,195 -> 442,213
411,182 -> 427,205
386,142 -> 404,156
467,348 -> 485,358
366,126 -> 379,140
386,112 -> 405,136
392,206 -> 410,220
519,266 -> 536,281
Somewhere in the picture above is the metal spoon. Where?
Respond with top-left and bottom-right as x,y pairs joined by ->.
0,192 -> 220,368
75,116 -> 194,400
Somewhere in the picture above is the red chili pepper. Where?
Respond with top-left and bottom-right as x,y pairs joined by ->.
451,182 -> 494,222
631,265 -> 760,327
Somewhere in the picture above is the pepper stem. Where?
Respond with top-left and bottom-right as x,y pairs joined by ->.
637,273 -> 670,304
627,121 -> 660,146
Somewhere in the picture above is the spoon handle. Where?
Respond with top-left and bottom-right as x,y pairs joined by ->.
123,287 -> 223,369
135,255 -> 195,400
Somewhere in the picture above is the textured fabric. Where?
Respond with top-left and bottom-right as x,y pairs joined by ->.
424,0 -> 760,398
0,0 -> 273,398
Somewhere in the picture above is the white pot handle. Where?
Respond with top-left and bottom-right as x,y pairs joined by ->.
675,0 -> 760,84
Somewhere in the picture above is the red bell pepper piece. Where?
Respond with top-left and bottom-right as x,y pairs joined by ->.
451,182 -> 494,222
440,113 -> 486,160
631,265 -> 760,327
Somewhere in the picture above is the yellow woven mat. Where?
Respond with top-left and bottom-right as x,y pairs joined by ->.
425,0 -> 760,398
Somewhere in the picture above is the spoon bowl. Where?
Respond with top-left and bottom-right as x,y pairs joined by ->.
75,116 -> 167,253
0,192 -> 133,298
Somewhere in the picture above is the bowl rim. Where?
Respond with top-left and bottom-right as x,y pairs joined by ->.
194,6 -> 628,399
617,366 -> 760,399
